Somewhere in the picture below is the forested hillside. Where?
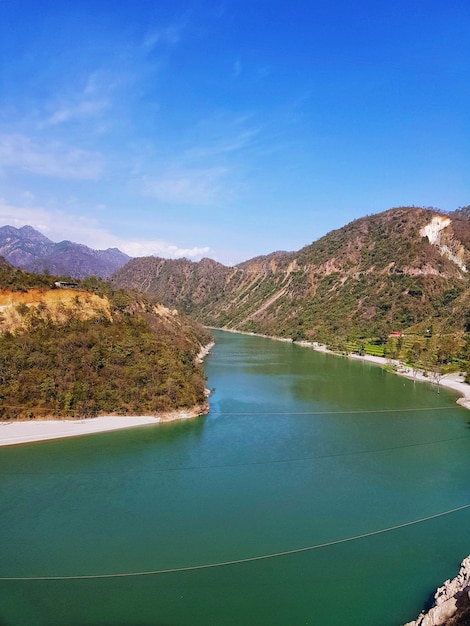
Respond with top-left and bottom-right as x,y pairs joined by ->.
112,206 -> 470,371
0,267 -> 211,420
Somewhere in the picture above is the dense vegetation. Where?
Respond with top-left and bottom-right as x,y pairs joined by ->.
0,267 -> 211,420
0,265 -> 62,290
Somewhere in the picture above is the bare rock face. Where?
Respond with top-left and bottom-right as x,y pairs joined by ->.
405,556 -> 470,626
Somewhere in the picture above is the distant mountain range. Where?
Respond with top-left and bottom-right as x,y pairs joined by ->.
0,225 -> 130,279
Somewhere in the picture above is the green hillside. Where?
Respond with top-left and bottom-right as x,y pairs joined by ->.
112,206 -> 470,373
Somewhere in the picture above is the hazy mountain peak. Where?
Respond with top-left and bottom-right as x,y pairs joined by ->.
18,225 -> 53,243
0,225 -> 131,279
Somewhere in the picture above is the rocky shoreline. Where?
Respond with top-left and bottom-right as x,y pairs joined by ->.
196,340 -> 215,363
404,557 -> 470,626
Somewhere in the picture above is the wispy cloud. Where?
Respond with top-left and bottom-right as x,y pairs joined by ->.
233,58 -> 242,77
184,128 -> 259,160
142,166 -> 228,206
45,98 -> 109,126
143,24 -> 184,50
138,116 -> 261,206
0,134 -> 104,180
39,69 -> 116,128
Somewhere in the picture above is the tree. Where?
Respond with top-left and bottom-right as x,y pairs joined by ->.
406,341 -> 422,382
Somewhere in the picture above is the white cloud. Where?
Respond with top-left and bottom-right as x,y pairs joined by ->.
119,240 -> 210,259
142,166 -> 228,206
0,199 -> 210,261
0,200 -> 57,235
0,134 -> 104,180
0,200 -> 112,245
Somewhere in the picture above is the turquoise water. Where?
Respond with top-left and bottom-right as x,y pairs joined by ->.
1,329 -> 469,625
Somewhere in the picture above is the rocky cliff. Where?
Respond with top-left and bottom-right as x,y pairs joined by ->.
405,556 -> 470,626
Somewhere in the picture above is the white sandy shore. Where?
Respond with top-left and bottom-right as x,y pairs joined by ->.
0,415 -> 159,447
0,404 -> 211,448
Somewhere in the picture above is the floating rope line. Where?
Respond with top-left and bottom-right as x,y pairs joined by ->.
2,503 -> 469,581
2,433 -> 470,476
0,404 -> 458,421
0,404 -> 456,426
208,406 -> 460,415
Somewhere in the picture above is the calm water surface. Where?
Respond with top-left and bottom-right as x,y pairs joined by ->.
1,330 -> 470,625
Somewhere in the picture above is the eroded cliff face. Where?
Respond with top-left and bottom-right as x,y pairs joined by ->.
420,216 -> 468,273
0,288 -> 112,333
405,556 -> 470,626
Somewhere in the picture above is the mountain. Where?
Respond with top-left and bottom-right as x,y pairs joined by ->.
0,225 -> 54,267
27,240 -> 131,280
112,206 -> 470,354
0,225 -> 130,279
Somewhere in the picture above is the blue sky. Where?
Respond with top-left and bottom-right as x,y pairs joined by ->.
1,0 -> 469,265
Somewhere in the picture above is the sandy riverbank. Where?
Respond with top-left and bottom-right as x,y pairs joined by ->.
0,415 -> 158,447
0,402 -> 211,448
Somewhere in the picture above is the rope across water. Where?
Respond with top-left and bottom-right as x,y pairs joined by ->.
2,503 -> 469,581
209,406 -> 460,415
2,432 -> 470,476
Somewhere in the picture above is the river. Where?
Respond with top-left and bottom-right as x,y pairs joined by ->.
1,329 -> 469,625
